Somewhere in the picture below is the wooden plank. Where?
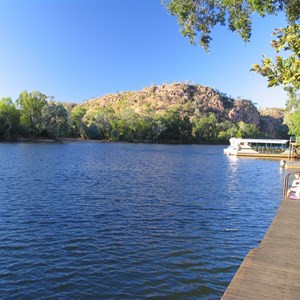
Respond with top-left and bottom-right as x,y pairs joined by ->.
284,161 -> 300,169
222,199 -> 300,300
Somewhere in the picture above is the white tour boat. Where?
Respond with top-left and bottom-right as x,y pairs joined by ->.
224,138 -> 297,158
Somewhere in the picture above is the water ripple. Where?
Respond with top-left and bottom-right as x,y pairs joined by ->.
0,142 -> 284,299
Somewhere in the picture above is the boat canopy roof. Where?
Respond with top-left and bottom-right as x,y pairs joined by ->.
230,138 -> 289,144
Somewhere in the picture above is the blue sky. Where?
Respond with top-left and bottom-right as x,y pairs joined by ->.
0,0 -> 288,108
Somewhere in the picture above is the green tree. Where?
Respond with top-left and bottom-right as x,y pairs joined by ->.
159,109 -> 182,142
84,108 -> 116,140
286,109 -> 300,137
150,115 -> 167,142
17,91 -> 48,137
86,123 -> 103,140
285,87 -> 300,112
191,112 -> 219,142
69,106 -> 87,138
41,102 -> 69,140
251,24 -> 300,90
217,120 -> 237,143
163,0 -> 299,51
112,109 -> 141,141
135,115 -> 153,141
112,111 -> 152,142
284,89 -> 300,136
0,97 -> 20,139
236,121 -> 261,138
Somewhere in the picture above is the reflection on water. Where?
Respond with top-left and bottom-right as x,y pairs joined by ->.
0,142 -> 285,299
227,155 -> 239,172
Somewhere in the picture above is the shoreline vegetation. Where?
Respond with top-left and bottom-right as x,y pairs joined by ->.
0,83 -> 289,144
1,137 -> 228,145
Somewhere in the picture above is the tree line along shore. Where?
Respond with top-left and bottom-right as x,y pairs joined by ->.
0,83 -> 289,144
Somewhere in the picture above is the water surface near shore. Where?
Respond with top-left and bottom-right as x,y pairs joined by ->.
0,142 -> 285,299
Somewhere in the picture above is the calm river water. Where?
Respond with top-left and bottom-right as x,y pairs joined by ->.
0,142 -> 285,299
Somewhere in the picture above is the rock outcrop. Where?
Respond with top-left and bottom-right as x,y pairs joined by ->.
259,108 -> 289,138
228,99 -> 260,126
80,83 -> 287,138
84,83 -> 256,121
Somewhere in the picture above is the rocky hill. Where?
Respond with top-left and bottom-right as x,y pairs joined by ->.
82,83 -> 260,121
73,83 -> 288,142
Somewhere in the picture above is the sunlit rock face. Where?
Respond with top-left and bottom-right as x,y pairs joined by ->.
228,99 -> 260,126
81,83 -> 287,138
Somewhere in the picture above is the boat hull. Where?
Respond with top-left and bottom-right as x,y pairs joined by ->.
226,152 -> 294,159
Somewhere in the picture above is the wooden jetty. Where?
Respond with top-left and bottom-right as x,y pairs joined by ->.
283,161 -> 300,169
222,198 -> 300,299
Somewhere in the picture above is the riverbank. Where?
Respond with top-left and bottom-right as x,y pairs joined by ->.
0,137 -> 107,143
0,136 -> 227,145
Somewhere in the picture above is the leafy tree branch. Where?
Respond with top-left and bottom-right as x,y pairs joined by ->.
251,24 -> 300,90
